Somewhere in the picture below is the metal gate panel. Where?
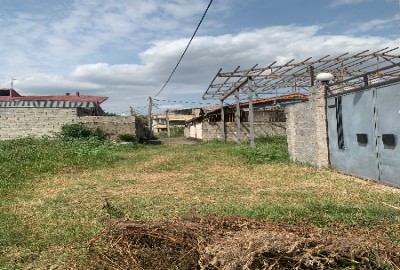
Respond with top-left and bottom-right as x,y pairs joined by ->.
375,84 -> 400,187
327,90 -> 379,181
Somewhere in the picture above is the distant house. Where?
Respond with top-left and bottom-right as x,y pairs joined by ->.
0,89 -> 144,140
0,89 -> 107,116
185,93 -> 308,141
205,93 -> 308,123
152,108 -> 201,134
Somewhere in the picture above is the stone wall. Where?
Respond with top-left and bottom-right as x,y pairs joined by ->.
0,107 -> 143,140
185,121 -> 286,141
285,86 -> 329,167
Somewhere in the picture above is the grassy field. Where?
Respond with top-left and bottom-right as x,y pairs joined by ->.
0,136 -> 399,269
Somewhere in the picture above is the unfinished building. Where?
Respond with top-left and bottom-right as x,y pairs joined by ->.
202,47 -> 400,188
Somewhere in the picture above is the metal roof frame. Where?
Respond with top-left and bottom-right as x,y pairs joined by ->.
203,47 -> 400,101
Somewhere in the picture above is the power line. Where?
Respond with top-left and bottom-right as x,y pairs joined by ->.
153,98 -> 218,105
153,0 -> 213,97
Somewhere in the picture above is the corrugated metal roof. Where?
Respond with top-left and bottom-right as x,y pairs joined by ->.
0,89 -> 108,103
0,100 -> 99,108
235,93 -> 308,108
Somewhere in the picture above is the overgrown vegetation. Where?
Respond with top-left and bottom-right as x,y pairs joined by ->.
155,126 -> 185,138
118,133 -> 136,142
59,124 -> 108,140
0,135 -> 399,269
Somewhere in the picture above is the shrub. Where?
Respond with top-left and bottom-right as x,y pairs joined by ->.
118,133 -> 136,142
59,124 -> 108,140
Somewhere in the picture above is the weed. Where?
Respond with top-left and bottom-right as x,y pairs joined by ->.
59,124 -> 108,140
118,133 -> 136,142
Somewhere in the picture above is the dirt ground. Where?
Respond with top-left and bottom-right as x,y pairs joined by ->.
84,215 -> 400,270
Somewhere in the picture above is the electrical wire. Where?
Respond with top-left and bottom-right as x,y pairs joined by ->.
153,98 -> 218,105
153,0 -> 213,97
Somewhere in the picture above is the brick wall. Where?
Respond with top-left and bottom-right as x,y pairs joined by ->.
285,86 -> 329,167
0,107 -> 143,140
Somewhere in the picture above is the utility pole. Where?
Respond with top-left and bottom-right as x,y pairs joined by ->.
148,96 -> 153,138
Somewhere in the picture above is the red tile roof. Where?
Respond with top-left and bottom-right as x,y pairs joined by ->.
0,89 -> 108,103
236,93 -> 308,107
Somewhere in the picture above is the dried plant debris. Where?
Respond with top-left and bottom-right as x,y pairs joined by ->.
86,215 -> 400,270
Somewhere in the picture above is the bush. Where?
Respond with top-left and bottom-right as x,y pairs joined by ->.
118,134 -> 136,142
59,124 -> 108,140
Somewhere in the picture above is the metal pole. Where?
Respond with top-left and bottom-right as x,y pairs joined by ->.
166,110 -> 170,137
220,100 -> 226,141
148,96 -> 153,138
248,77 -> 255,148
235,89 -> 241,144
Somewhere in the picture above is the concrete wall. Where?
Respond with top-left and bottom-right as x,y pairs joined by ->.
0,107 -> 143,140
77,116 -> 139,139
0,108 -> 78,140
185,121 -> 286,141
285,86 -> 329,167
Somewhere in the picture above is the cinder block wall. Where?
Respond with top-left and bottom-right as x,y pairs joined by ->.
285,86 -> 329,167
200,121 -> 286,141
0,108 -> 78,139
77,116 -> 137,138
0,107 -> 139,140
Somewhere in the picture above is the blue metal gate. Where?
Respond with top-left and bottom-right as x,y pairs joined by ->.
327,81 -> 400,187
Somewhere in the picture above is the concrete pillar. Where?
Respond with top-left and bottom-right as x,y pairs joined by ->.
285,85 -> 329,167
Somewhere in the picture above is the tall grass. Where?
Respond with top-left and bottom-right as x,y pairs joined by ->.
197,136 -> 289,164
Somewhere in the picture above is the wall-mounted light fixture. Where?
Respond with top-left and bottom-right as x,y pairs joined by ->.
315,72 -> 334,85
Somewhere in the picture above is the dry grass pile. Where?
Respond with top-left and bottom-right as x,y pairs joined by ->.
85,215 -> 400,270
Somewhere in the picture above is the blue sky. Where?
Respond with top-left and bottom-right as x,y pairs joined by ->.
0,0 -> 399,114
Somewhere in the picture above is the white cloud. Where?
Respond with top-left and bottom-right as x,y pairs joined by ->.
0,0 -> 231,75
8,25 -> 399,114
1,0 -> 399,114
347,15 -> 400,34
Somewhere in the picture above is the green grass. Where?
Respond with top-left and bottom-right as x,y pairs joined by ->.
0,137 -> 142,253
0,136 -> 399,269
